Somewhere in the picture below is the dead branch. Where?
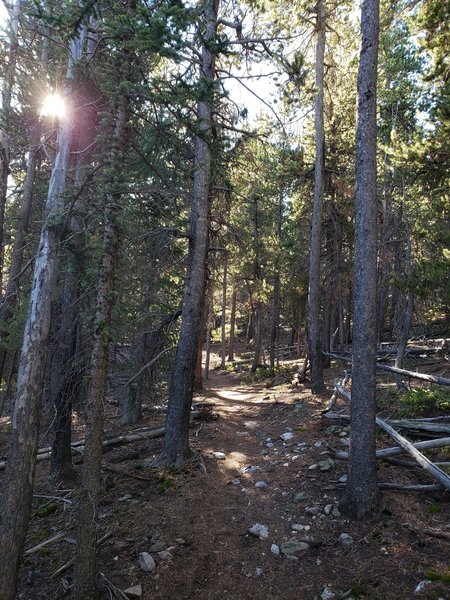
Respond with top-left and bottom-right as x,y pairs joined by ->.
421,528 -> 450,541
375,417 -> 450,491
24,532 -> 66,556
51,532 -> 112,577
334,436 -> 450,460
324,352 -> 450,387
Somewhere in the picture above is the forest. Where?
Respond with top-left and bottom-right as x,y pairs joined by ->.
0,0 -> 449,598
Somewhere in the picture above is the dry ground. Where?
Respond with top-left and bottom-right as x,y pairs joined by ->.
1,355 -> 450,600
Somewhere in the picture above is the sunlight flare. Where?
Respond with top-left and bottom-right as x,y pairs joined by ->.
40,93 -> 66,118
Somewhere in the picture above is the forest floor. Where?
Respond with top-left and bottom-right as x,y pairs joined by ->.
1,347 -> 450,599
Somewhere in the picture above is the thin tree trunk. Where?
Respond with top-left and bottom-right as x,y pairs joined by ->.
221,257 -> 227,369
0,27 -> 86,600
307,0 -> 326,394
251,302 -> 262,372
0,0 -> 21,290
0,123 -> 41,383
72,91 -> 127,600
159,0 -> 218,466
228,287 -> 237,361
339,0 -> 380,520
395,219 -> 414,390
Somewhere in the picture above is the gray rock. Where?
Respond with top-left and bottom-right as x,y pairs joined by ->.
318,459 -> 335,471
213,451 -> 226,460
255,480 -> 269,489
292,523 -> 311,532
338,533 -> 354,547
414,580 -> 432,595
332,506 -> 341,518
139,552 -> 156,572
230,478 -> 241,485
248,523 -> 269,539
324,504 -> 333,515
280,432 -> 294,442
320,585 -> 335,599
255,567 -> 263,577
149,541 -> 167,553
124,584 -> 143,598
242,465 -> 262,474
280,540 -> 309,556
157,550 -> 172,561
305,506 -> 321,516
270,543 -> 280,555
293,492 -> 309,503
338,474 -> 348,483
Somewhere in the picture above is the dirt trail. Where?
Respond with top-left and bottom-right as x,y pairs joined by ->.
10,366 -> 450,599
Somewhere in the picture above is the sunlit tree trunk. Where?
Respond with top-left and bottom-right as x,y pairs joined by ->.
339,0 -> 380,520
0,27 -> 86,599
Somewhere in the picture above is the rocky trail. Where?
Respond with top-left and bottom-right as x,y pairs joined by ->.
6,362 -> 450,599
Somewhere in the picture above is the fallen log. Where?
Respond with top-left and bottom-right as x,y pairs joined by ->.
335,482 -> 441,492
334,436 -> 450,460
0,427 -> 165,471
375,417 -> 450,491
324,412 -> 450,435
324,352 -> 450,387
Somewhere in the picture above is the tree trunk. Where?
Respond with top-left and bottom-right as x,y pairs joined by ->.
0,28 -> 86,600
339,0 -> 380,520
395,219 -> 414,389
221,257 -> 227,369
159,0 -> 218,466
72,92 -> 127,600
307,0 -> 326,394
0,0 -> 21,290
228,287 -> 237,361
0,123 -> 41,383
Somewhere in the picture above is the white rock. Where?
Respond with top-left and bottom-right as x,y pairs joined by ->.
280,432 -> 294,441
255,567 -> 263,576
255,481 -> 268,489
414,580 -> 432,595
338,474 -> 348,483
213,451 -> 226,460
248,523 -> 269,539
321,584 -> 335,599
124,584 -> 143,598
338,533 -> 354,547
138,552 -> 156,572
271,543 -> 280,555
324,504 -> 333,515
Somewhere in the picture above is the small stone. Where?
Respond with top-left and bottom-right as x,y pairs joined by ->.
124,584 -> 143,598
248,524 -> 269,539
308,463 -> 318,470
255,567 -> 263,577
260,449 -> 268,455
321,585 -> 335,599
338,474 -> 348,483
280,540 -> 309,556
331,506 -> 341,518
315,441 -> 322,448
318,459 -> 335,471
293,492 -> 308,502
291,523 -> 305,532
242,465 -> 262,474
149,541 -> 167,553
280,432 -> 294,442
305,506 -> 321,516
324,504 -> 333,515
157,551 -> 172,561
213,451 -> 226,460
291,455 -> 300,461
230,478 -> 241,485
139,552 -> 156,573
270,543 -> 280,555
414,580 -> 432,595
175,538 -> 186,545
266,442 -> 275,448
255,481 -> 268,489
338,533 -> 354,547
118,494 -> 133,502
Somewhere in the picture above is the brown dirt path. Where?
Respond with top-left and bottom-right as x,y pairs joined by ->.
9,365 -> 450,599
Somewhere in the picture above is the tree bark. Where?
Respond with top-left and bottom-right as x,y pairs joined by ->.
72,91 -> 127,600
159,0 -> 218,466
0,0 -> 21,290
307,0 -> 326,394
221,257 -> 227,369
0,27 -> 86,600
228,287 -> 237,361
339,0 -> 380,519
